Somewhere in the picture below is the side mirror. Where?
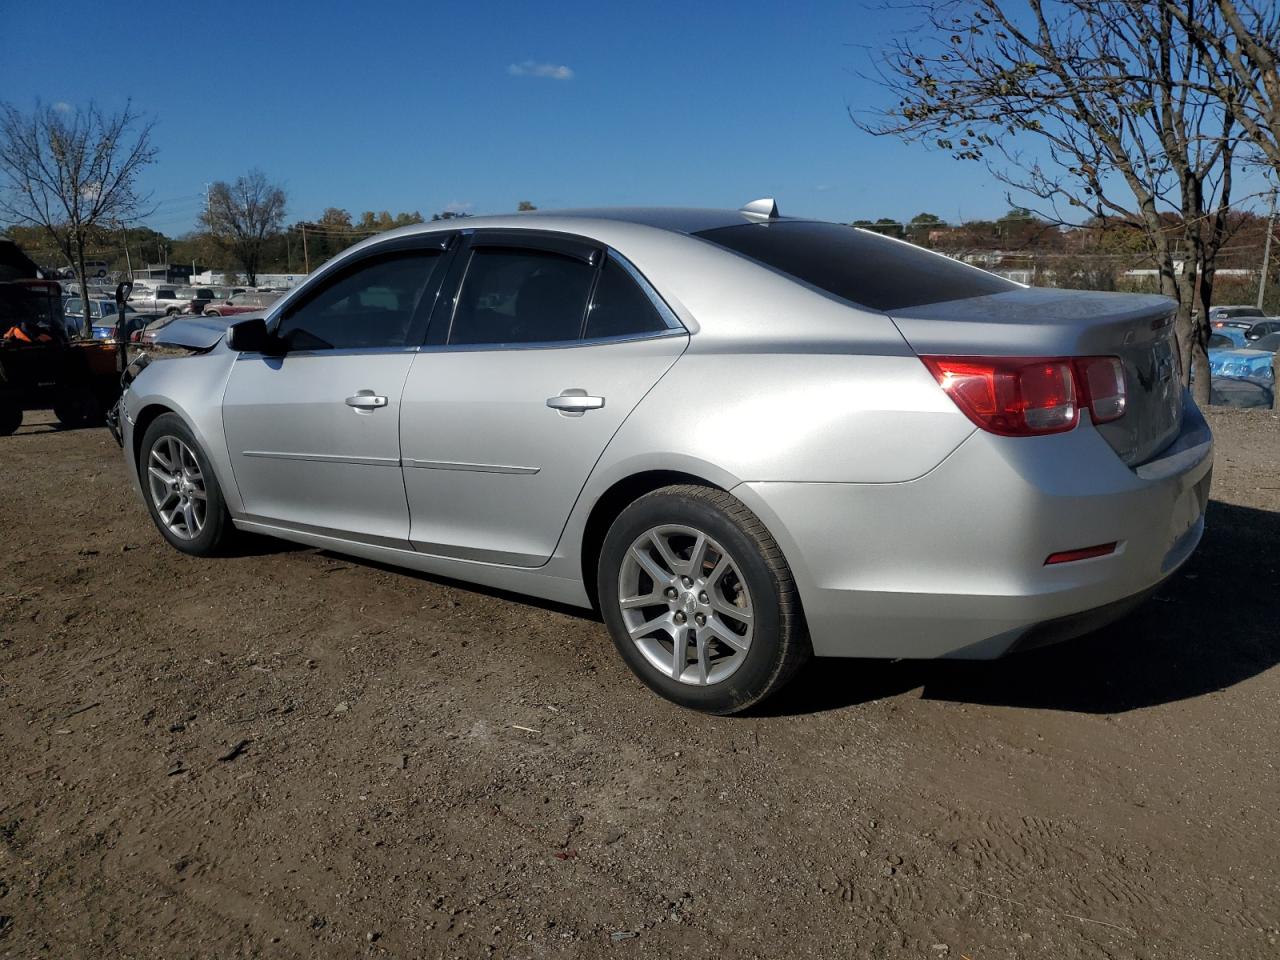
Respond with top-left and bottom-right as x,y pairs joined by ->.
226,317 -> 283,354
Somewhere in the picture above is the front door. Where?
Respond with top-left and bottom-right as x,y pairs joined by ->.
400,236 -> 687,566
221,243 -> 448,545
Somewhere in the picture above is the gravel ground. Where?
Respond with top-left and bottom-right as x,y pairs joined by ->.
1,407 -> 1278,959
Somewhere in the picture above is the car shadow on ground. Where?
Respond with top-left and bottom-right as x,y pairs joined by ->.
233,501 -> 1278,718
760,500 -> 1280,717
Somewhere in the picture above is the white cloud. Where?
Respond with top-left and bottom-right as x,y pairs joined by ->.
53,101 -> 72,113
507,60 -> 574,80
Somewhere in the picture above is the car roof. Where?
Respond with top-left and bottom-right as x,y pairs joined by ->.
383,207 -> 805,239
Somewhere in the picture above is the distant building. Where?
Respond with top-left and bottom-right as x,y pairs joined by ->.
192,270 -> 308,289
134,262 -> 195,284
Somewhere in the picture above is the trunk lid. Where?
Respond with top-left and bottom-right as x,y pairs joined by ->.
888,288 -> 1183,466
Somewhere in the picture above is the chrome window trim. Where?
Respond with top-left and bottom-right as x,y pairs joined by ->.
233,345 -> 420,361
417,326 -> 687,354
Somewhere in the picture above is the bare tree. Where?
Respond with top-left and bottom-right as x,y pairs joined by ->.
200,170 -> 286,286
857,0 -> 1248,402
0,100 -> 156,337
1162,0 -> 1280,175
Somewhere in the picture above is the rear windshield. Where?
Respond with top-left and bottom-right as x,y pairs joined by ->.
693,220 -> 1016,312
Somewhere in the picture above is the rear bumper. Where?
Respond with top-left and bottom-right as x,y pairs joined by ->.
735,393 -> 1212,659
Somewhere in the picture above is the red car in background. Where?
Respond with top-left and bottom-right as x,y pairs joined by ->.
201,291 -> 282,317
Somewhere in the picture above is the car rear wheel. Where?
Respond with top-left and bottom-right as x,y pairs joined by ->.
139,413 -> 233,556
598,484 -> 810,714
204,310 -> 220,317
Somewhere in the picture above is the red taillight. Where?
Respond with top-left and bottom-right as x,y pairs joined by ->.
922,355 -> 1128,436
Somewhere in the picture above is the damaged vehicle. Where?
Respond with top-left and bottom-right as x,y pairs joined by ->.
115,204 -> 1212,713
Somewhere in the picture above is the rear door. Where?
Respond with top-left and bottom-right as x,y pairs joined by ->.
399,232 -> 687,566
221,236 -> 452,544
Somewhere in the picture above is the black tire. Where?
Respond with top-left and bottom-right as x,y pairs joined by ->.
0,399 -> 21,436
53,388 -> 102,428
598,484 -> 810,714
139,413 -> 234,556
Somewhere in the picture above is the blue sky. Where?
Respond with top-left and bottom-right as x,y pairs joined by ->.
0,1 -> 1161,233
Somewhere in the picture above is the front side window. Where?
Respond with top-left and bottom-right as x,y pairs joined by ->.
276,250 -> 441,351
449,247 -> 595,345
584,258 -> 671,339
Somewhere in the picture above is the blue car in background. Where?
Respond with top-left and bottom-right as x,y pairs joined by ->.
1208,325 -> 1250,347
1207,331 -> 1277,408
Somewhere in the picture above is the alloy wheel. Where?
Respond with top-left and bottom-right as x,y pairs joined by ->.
617,524 -> 754,685
146,435 -> 207,540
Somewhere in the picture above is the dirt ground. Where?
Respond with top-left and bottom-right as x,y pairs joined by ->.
1,407 -> 1278,960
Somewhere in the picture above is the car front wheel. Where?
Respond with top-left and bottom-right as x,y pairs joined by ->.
598,484 -> 810,714
139,413 -> 233,556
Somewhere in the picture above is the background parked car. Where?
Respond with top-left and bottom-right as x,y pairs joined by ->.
1243,318 -> 1280,342
181,286 -> 242,315
1209,304 -> 1265,325
1250,331 -> 1280,353
201,291 -> 282,317
128,285 -> 195,316
1210,325 -> 1250,347
63,297 -> 121,336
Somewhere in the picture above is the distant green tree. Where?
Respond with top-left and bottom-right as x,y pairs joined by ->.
906,212 -> 944,245
517,200 -> 537,211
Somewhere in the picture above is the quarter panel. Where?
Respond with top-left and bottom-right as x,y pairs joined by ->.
606,351 -> 975,484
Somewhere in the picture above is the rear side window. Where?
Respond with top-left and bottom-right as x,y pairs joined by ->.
693,221 -> 1016,312
584,258 -> 670,340
449,248 -> 595,345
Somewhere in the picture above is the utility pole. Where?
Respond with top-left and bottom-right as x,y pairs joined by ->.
119,221 -> 133,280
301,224 -> 310,274
1258,187 -> 1277,311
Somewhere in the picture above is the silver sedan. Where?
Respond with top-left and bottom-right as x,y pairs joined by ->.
118,202 -> 1212,713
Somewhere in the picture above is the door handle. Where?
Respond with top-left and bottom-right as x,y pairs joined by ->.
345,392 -> 388,409
546,390 -> 605,417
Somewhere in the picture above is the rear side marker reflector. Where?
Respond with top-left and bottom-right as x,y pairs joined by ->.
1045,542 -> 1118,565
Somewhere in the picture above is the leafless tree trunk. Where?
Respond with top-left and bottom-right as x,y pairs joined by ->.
1163,0 -> 1280,176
